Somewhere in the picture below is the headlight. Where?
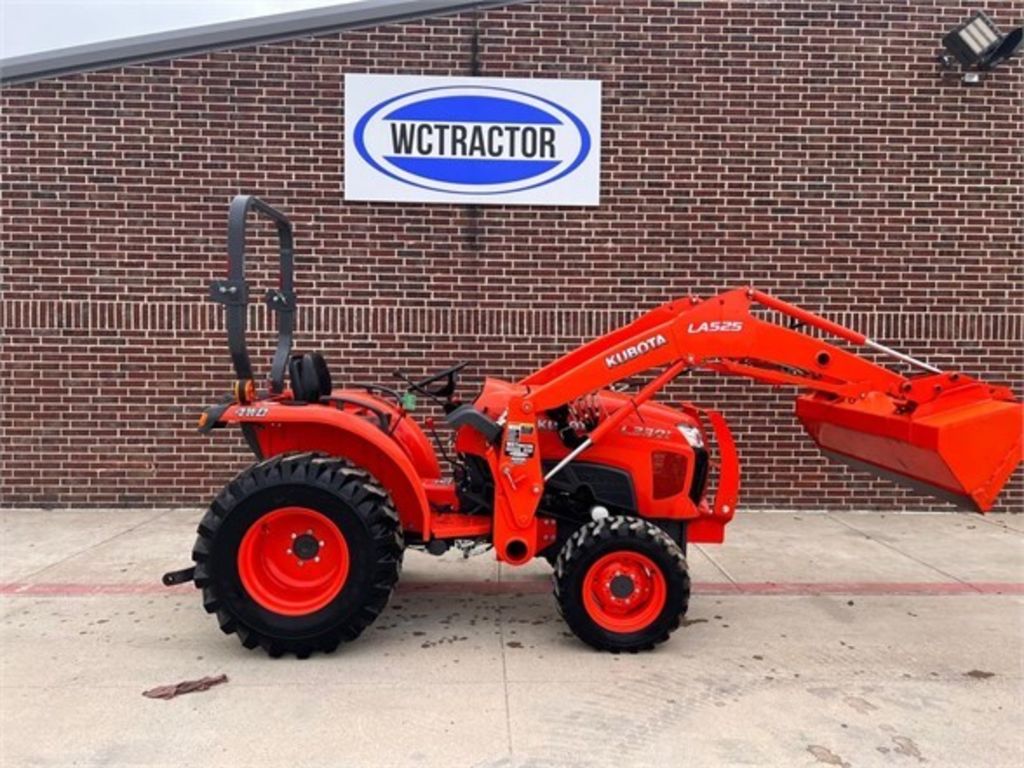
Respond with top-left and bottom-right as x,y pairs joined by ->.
676,423 -> 704,449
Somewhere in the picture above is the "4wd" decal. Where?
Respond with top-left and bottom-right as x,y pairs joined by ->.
237,407 -> 269,418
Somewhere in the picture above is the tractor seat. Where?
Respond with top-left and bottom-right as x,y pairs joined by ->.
289,352 -> 333,403
445,403 -> 502,443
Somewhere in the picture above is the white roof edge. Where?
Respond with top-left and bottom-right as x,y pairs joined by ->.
0,0 -> 525,86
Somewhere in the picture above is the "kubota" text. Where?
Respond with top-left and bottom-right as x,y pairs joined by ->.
605,334 -> 668,368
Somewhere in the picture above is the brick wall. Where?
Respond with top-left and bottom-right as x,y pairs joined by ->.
1,0 -> 1021,511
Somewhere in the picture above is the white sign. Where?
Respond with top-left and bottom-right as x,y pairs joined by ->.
345,74 -> 601,206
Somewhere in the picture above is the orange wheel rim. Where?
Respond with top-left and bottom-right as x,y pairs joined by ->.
582,551 -> 667,633
237,506 -> 349,616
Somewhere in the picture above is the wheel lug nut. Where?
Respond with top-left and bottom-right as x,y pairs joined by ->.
291,533 -> 297,540
286,548 -> 292,555
314,556 -> 320,563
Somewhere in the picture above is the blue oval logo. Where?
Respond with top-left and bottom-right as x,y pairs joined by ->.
353,85 -> 591,196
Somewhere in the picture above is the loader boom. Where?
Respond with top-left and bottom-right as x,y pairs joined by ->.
486,288 -> 1021,562
524,288 -> 915,407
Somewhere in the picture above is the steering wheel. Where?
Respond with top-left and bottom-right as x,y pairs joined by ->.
394,361 -> 469,402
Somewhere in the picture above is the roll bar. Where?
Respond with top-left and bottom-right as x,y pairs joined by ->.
209,195 -> 295,394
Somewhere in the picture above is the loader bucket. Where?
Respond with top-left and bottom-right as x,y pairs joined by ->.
795,379 -> 1023,512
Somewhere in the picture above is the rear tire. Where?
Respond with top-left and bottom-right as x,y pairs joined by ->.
553,516 -> 689,652
192,453 -> 403,657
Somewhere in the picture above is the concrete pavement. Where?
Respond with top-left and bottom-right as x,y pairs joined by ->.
1,507 -> 1022,767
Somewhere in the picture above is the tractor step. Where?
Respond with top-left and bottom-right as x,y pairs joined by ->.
430,513 -> 492,539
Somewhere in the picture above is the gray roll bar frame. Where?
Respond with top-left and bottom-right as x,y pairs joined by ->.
209,195 -> 296,394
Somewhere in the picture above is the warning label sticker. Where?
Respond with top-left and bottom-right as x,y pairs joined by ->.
505,423 -> 536,463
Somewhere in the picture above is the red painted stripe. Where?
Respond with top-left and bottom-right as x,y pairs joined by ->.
716,581 -> 1024,596
1,580 -> 1021,597
0,582 -> 191,596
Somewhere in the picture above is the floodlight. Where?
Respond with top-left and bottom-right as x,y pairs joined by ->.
940,12 -> 1023,72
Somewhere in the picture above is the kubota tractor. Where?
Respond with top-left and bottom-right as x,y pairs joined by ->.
165,196 -> 1023,656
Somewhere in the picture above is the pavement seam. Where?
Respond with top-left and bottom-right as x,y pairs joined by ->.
10,507 -> 173,585
495,563 -> 515,759
0,508 -> 174,622
824,512 -> 980,592
972,514 -> 1024,534
692,544 -> 739,587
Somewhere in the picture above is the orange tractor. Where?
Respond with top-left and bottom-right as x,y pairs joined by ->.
166,196 -> 1023,656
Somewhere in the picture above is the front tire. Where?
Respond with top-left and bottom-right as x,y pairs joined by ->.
553,517 -> 689,652
192,453 -> 403,657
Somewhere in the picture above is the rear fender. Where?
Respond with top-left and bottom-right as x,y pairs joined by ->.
218,402 -> 432,538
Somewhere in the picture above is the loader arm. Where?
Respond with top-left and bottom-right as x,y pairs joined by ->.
489,287 -> 1021,562
521,287 -> 910,410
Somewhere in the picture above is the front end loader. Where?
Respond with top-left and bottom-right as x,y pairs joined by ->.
166,196 -> 1022,656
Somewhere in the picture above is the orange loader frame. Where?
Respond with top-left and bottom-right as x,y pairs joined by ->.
481,288 -> 1021,562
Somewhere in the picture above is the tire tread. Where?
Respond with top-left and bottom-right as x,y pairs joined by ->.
553,515 -> 690,652
192,452 -> 403,658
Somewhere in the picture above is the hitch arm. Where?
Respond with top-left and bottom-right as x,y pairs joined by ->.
162,566 -> 196,586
